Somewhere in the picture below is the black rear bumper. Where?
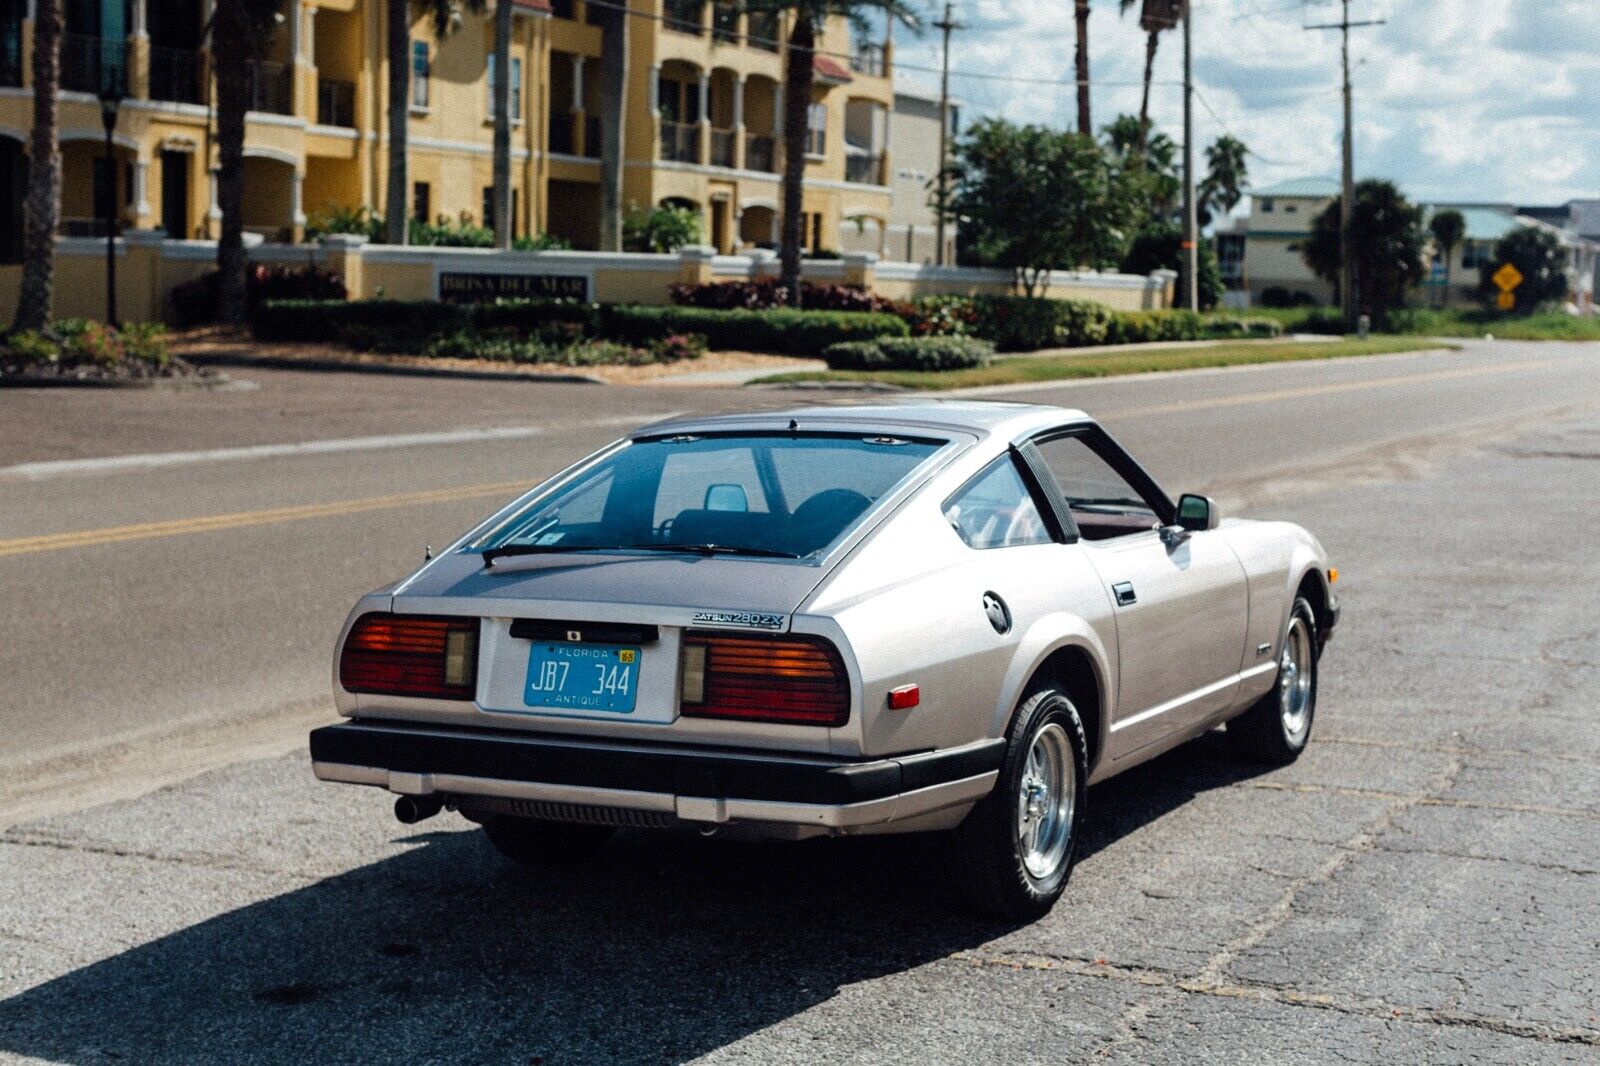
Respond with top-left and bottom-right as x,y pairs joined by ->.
309,719 -> 1004,807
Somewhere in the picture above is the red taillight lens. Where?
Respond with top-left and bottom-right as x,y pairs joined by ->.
679,631 -> 850,727
339,613 -> 478,700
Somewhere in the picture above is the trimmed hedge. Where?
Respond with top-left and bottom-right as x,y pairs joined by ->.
252,299 -> 907,356
824,335 -> 995,372
598,305 -> 906,354
902,295 -> 1283,350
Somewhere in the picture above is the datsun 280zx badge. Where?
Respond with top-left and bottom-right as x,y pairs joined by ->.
691,610 -> 786,631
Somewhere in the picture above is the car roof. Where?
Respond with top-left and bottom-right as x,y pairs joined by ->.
635,401 -> 1094,441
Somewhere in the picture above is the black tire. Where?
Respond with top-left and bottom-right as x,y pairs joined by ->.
1224,597 -> 1318,764
952,687 -> 1089,921
481,816 -> 613,866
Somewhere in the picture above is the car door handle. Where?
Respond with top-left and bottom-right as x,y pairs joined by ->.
1113,581 -> 1137,606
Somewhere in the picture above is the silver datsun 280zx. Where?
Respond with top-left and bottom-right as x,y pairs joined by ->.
311,402 -> 1338,917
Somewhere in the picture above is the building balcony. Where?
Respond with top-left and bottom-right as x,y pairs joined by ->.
660,120 -> 700,164
549,111 -> 575,154
247,60 -> 293,116
549,0 -> 575,16
845,152 -> 885,185
745,133 -> 775,173
61,33 -> 125,95
747,12 -> 780,50
850,43 -> 886,77
317,78 -> 355,128
664,0 -> 704,36
712,2 -> 739,43
583,115 -> 601,159
148,45 -> 204,104
709,127 -> 736,168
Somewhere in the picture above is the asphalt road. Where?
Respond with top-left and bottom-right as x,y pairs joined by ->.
1,340 -> 1598,1063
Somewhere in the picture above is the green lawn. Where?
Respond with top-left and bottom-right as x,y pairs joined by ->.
1240,307 -> 1600,342
755,337 -> 1454,391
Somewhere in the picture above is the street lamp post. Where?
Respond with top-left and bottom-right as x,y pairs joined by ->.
99,82 -> 124,327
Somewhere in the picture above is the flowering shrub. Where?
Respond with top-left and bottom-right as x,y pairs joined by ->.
648,333 -> 708,362
670,279 -> 899,314
1,320 -> 171,372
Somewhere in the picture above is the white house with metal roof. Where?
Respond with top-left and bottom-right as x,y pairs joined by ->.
1236,178 -> 1597,310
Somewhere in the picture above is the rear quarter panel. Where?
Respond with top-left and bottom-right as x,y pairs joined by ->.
807,488 -> 1117,762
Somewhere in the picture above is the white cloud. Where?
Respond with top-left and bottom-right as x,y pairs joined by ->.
889,0 -> 1599,205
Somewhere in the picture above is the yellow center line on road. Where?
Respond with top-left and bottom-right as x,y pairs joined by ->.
0,480 -> 538,560
0,356 -> 1566,560
1098,359 -> 1558,420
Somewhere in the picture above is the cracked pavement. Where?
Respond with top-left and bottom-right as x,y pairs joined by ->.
1,354 -> 1598,1063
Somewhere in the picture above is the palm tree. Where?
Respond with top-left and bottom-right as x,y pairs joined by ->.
490,0 -> 513,248
593,2 -> 628,251
1119,0 -> 1172,153
744,1 -> 920,306
1197,134 -> 1248,227
12,0 -> 62,331
212,0 -> 287,325
1428,208 -> 1465,307
1073,0 -> 1090,136
387,0 -> 484,245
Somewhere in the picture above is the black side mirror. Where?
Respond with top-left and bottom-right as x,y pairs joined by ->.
1176,493 -> 1220,532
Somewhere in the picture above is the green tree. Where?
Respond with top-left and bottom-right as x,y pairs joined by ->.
386,0 -> 485,246
744,1 -> 920,306
1426,208 -> 1464,305
946,118 -> 1143,296
1304,179 -> 1425,322
212,0 -> 290,324
1199,135 -> 1248,226
1103,114 -> 1179,220
622,204 -> 701,253
1478,225 -> 1568,313
12,0 -> 61,329
1121,221 -> 1223,311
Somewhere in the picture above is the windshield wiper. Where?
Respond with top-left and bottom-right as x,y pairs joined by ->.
482,541 -> 801,567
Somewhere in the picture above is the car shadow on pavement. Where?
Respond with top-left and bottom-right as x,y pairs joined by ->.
0,737 -> 1271,1064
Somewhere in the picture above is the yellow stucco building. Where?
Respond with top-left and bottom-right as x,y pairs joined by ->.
0,0 -> 896,258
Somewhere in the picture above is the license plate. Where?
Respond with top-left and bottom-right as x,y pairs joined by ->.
523,643 -> 641,714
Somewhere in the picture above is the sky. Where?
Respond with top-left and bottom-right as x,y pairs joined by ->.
888,0 -> 1599,209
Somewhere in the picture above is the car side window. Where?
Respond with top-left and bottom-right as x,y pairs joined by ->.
944,455 -> 1054,550
1032,434 -> 1160,542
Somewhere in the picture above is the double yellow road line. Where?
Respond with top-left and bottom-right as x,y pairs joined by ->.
0,480 -> 536,560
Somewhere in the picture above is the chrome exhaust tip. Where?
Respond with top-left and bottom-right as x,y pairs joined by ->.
394,795 -> 444,824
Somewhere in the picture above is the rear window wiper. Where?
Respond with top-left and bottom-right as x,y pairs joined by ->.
482,543 -> 622,566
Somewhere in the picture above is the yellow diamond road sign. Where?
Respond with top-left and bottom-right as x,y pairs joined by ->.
1493,263 -> 1524,292
1497,291 -> 1516,311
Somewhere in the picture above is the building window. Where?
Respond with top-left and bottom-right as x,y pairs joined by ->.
412,181 -> 431,223
1283,203 -> 1297,213
482,186 -> 520,234
411,40 -> 429,109
1259,198 -> 1274,213
806,102 -> 827,156
487,54 -> 523,121
1461,241 -> 1491,270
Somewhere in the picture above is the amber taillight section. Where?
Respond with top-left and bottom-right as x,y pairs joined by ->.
339,614 -> 478,700
679,631 -> 850,727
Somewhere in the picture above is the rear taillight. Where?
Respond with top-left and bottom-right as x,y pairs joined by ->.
679,631 -> 850,727
339,614 -> 478,700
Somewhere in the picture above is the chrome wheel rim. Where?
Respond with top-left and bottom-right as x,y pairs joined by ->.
1016,722 -> 1074,880
1279,616 -> 1313,742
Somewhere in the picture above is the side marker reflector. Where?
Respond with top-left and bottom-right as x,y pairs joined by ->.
1328,567 -> 1339,584
888,684 -> 920,710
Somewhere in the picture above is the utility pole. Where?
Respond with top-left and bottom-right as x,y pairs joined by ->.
933,1 -> 961,266
1309,0 -> 1384,332
1181,0 -> 1197,312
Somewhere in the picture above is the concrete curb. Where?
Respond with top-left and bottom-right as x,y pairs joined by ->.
182,352 -> 607,386
0,371 -> 234,390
